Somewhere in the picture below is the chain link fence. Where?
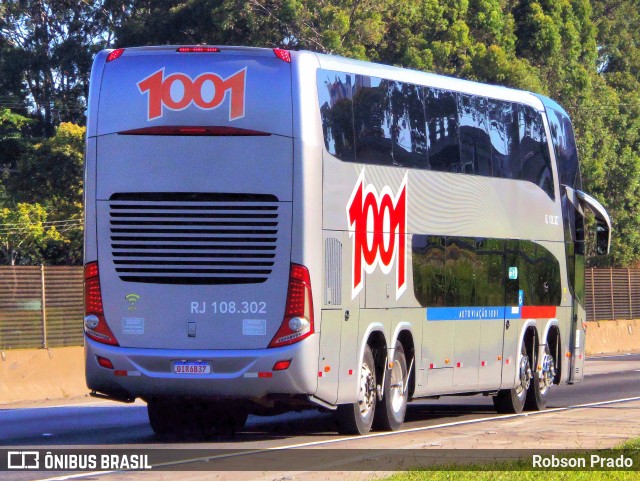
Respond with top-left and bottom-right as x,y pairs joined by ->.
0,266 -> 636,349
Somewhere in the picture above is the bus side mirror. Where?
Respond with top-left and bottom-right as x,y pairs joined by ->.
575,190 -> 612,256
596,220 -> 610,256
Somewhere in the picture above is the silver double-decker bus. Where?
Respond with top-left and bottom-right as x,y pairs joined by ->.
84,46 -> 611,435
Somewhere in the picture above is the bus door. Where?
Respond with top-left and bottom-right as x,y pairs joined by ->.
493,240 -> 521,389
569,189 -> 611,382
560,186 -> 586,382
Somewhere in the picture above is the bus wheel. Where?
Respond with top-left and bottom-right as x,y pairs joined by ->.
525,346 -> 555,411
492,344 -> 531,414
336,344 -> 377,435
209,405 -> 249,434
147,399 -> 180,436
373,341 -> 408,431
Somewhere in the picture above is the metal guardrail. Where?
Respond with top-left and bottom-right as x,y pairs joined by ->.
0,266 -> 83,350
0,266 -> 635,349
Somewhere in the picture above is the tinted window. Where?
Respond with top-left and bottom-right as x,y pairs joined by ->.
413,236 -> 561,308
445,237 -> 476,306
317,70 -> 559,198
488,100 -> 519,179
548,108 -> 581,191
389,81 -> 428,168
518,242 -> 561,306
317,70 -> 355,162
412,235 -> 445,307
475,238 -> 505,306
353,76 -> 393,165
505,240 -> 520,306
458,95 -> 492,175
519,105 -> 554,199
426,88 -> 459,172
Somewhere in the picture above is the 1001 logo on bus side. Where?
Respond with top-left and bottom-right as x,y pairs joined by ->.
347,170 -> 408,300
137,68 -> 246,121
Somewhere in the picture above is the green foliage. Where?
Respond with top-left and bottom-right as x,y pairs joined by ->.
0,122 -> 85,265
0,109 -> 32,183
0,0 -> 112,135
0,202 -> 63,265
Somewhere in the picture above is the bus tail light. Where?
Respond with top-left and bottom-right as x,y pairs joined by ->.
273,360 -> 291,371
84,262 -> 119,346
97,356 -> 114,369
106,48 -> 125,63
268,264 -> 314,348
176,47 -> 220,53
273,48 -> 291,63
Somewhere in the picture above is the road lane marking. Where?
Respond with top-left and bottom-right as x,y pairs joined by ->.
33,395 -> 640,481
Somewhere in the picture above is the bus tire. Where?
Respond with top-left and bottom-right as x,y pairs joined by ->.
210,405 -> 249,434
336,344 -> 377,435
373,342 -> 408,431
492,344 -> 531,414
147,399 -> 178,436
525,346 -> 554,411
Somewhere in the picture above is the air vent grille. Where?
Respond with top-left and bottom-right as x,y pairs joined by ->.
109,193 -> 279,284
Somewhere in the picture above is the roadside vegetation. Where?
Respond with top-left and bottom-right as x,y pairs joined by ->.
1,1 -> 640,266
383,437 -> 640,480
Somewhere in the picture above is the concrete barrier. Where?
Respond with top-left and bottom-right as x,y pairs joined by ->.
585,319 -> 640,356
0,320 -> 639,405
0,346 -> 87,404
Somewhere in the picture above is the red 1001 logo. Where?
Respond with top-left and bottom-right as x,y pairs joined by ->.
137,68 -> 246,121
347,170 -> 408,300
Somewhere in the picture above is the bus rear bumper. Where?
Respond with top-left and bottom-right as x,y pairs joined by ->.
84,336 -> 319,402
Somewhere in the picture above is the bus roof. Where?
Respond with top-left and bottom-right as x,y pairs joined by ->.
533,93 -> 571,119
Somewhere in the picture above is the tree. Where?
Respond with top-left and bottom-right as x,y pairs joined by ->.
6,122 -> 85,264
0,0 -> 117,135
0,202 -> 62,265
0,109 -> 32,185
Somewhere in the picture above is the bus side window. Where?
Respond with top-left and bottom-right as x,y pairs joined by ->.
390,81 -> 429,169
519,105 -> 554,199
475,238 -> 505,306
426,88 -> 460,173
353,76 -> 393,166
412,235 -> 445,307
458,94 -> 491,176
445,237 -> 476,307
549,108 -> 582,192
488,100 -> 519,179
317,70 -> 355,162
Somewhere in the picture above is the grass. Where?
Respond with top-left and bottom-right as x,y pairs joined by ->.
381,438 -> 640,481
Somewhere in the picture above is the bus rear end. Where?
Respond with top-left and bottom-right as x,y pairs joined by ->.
84,46 -> 317,432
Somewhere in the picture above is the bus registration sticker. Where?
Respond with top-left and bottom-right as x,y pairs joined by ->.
172,361 -> 211,374
243,318 -> 266,336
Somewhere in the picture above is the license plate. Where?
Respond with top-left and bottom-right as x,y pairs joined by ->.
172,361 -> 211,374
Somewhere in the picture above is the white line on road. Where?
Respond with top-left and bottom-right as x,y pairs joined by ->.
33,395 -> 640,481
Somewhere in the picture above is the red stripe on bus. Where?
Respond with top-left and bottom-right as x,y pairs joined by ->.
521,306 -> 556,318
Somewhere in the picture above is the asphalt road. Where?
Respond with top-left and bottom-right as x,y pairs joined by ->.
1,354 -> 640,448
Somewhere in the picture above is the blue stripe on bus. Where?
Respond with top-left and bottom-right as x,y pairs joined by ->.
426,306 -> 522,321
